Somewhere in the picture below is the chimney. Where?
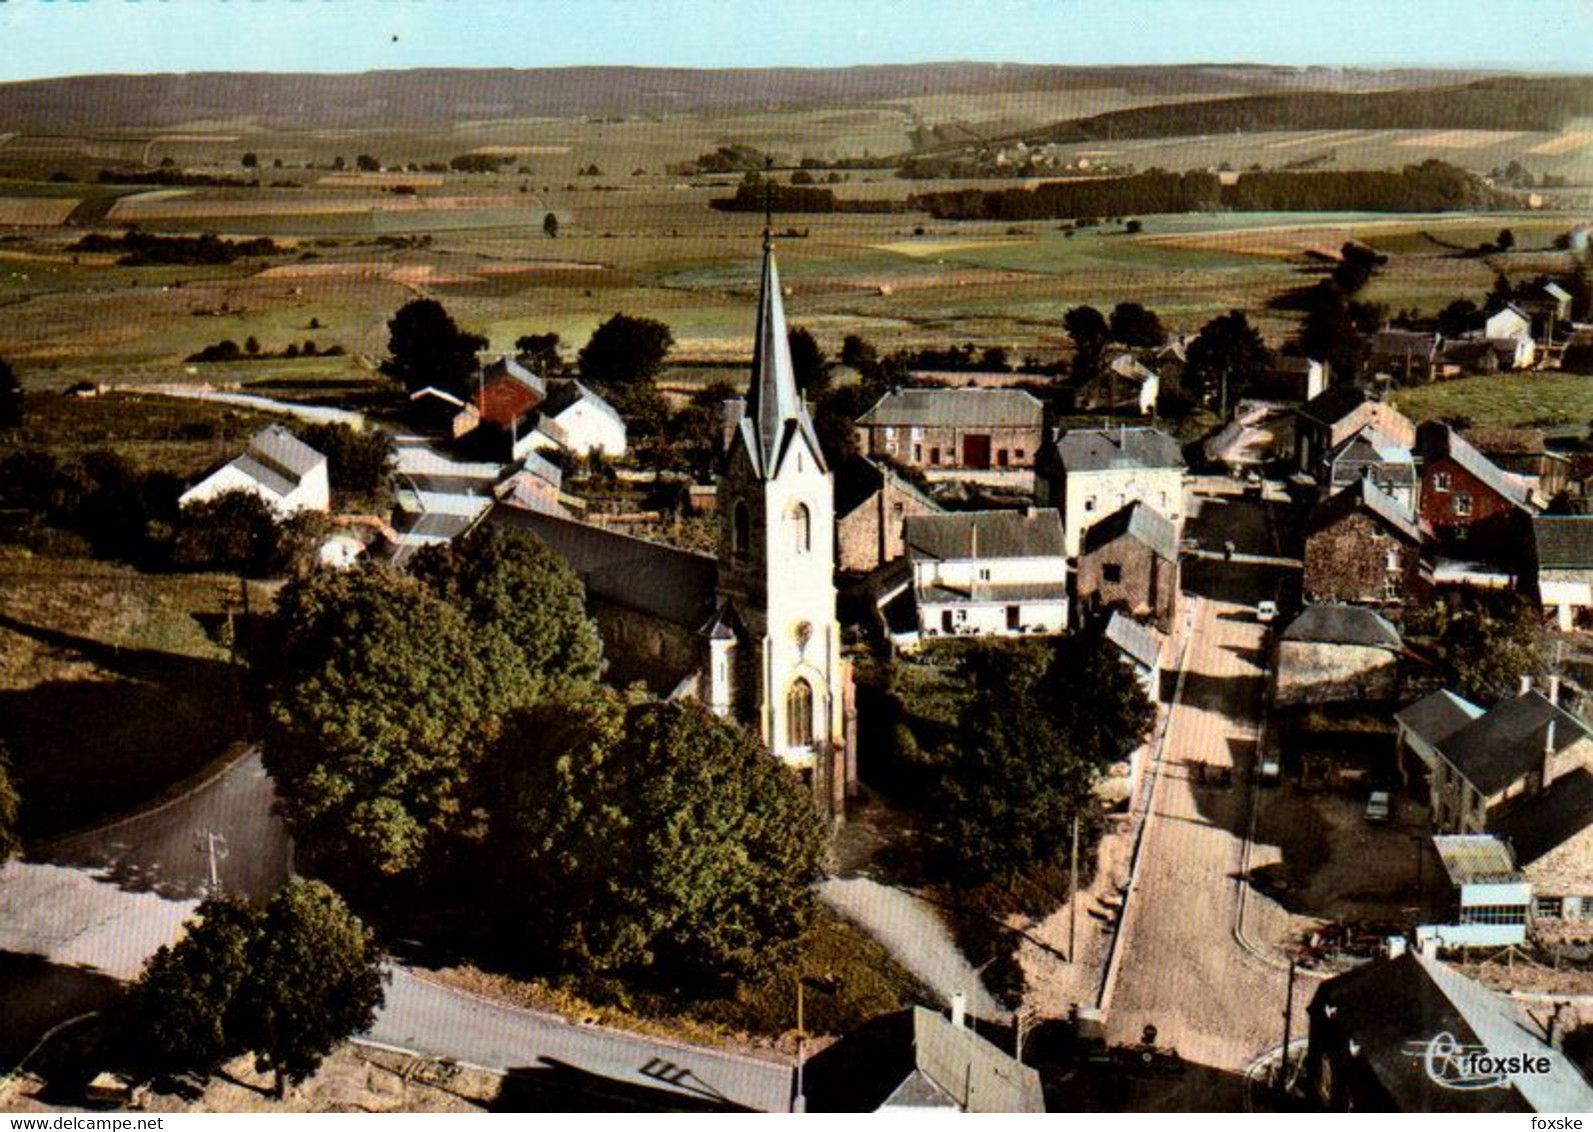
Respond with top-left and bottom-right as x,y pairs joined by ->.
1385,936 -> 1407,959
950,992 -> 967,1030
1543,717 -> 1557,791
1520,674 -> 1533,697
1548,672 -> 1561,706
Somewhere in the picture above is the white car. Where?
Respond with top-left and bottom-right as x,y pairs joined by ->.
1365,791 -> 1392,823
1256,600 -> 1277,624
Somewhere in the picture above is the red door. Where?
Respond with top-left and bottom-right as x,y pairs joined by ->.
963,434 -> 992,469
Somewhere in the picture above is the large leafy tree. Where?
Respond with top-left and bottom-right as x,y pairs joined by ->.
1109,302 -> 1167,349
577,313 -> 674,390
238,880 -> 386,1097
1183,309 -> 1273,417
260,568 -> 540,876
408,527 -> 603,689
382,298 -> 487,398
0,742 -> 21,863
1407,591 -> 1545,706
299,423 -> 392,503
0,356 -> 21,431
1064,305 -> 1110,383
133,882 -> 384,1096
787,326 -> 832,396
487,696 -> 826,994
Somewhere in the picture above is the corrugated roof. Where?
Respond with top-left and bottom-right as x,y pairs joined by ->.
904,508 -> 1064,561
857,387 -> 1043,429
1395,689 -> 1485,747
1432,834 -> 1521,887
1533,515 -> 1593,570
1493,767 -> 1593,868
1106,611 -> 1164,671
488,506 -> 717,629
1081,501 -> 1178,562
910,1009 -> 1045,1113
1437,691 -> 1593,796
1054,426 -> 1184,473
1418,422 -> 1533,512
1280,604 -> 1401,648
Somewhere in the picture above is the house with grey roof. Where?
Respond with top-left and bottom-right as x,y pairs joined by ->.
1076,501 -> 1179,629
1078,352 -> 1159,415
903,508 -> 1067,642
1416,421 -> 1535,566
1274,604 -> 1402,708
802,1005 -> 1045,1113
1304,477 -> 1432,606
854,387 -> 1044,478
528,378 -> 627,459
1294,384 -> 1416,483
1530,514 -> 1593,630
178,424 -> 330,516
1039,426 -> 1185,557
1305,944 -> 1593,1112
1325,424 -> 1417,511
1105,609 -> 1165,700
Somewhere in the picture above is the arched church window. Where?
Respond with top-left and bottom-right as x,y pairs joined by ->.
790,502 -> 811,554
732,501 -> 750,561
787,677 -> 814,748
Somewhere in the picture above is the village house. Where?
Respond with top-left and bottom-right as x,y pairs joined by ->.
530,378 -> 628,458
178,424 -> 330,516
1255,355 -> 1329,404
1467,427 -> 1571,506
1078,352 -> 1159,416
1303,477 -> 1431,606
1075,501 -> 1179,629
1481,304 -> 1536,369
1365,328 -> 1441,384
1273,604 -> 1402,709
1492,766 -> 1593,940
1324,424 -> 1418,511
854,387 -> 1045,477
1105,609 -> 1165,701
833,454 -> 941,574
407,384 -> 476,438
1038,426 -> 1185,558
491,449 -> 566,516
1304,944 -> 1593,1113
1415,422 -> 1535,564
903,508 -> 1068,641
1293,384 -> 1417,484
1530,515 -> 1593,630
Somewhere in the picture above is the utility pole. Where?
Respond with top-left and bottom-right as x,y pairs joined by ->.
1068,812 -> 1080,962
193,829 -> 229,897
1277,958 -> 1297,1091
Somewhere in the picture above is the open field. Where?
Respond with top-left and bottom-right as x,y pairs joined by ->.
0,197 -> 77,226
1388,372 -> 1593,429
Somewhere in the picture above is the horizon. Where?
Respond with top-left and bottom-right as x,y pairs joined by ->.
1,1 -> 1591,83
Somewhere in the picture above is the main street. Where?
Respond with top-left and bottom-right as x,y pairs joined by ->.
1100,488 -> 1312,1075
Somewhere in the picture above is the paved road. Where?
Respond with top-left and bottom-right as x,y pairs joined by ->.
367,968 -> 793,1113
127,386 -> 368,429
818,876 -> 1005,1020
1100,492 -> 1310,1073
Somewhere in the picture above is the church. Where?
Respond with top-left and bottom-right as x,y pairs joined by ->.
491,236 -> 857,816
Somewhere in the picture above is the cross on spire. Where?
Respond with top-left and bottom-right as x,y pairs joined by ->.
762,156 -> 774,250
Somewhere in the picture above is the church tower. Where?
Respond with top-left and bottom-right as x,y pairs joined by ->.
708,233 -> 853,814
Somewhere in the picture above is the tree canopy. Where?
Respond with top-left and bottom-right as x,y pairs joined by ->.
133,881 -> 384,1095
577,313 -> 674,390
1183,309 -> 1273,415
0,742 -> 21,863
382,298 -> 487,399
0,357 -> 21,431
1406,591 -> 1545,706
485,696 -> 826,994
299,423 -> 391,504
1109,302 -> 1167,349
787,326 -> 832,396
515,332 -> 565,377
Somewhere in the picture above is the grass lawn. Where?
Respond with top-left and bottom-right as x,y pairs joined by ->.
1389,372 -> 1593,428
0,548 -> 265,840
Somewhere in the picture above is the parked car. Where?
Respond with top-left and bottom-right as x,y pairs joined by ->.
1256,599 -> 1278,623
1258,755 -> 1281,786
1365,790 -> 1392,823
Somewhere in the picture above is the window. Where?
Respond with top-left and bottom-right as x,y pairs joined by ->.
732,501 -> 750,562
1454,492 -> 1472,517
1006,605 -> 1020,630
978,567 -> 992,581
790,502 -> 811,554
1433,470 -> 1451,493
1461,904 -> 1529,925
1085,496 -> 1097,513
1014,449 -> 1026,462
930,447 -> 941,465
787,678 -> 814,748
1103,563 -> 1122,584
1386,549 -> 1401,573
1535,896 -> 1565,920
913,444 -> 923,463
891,501 -> 904,518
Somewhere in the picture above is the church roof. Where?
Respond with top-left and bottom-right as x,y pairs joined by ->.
738,245 -> 826,479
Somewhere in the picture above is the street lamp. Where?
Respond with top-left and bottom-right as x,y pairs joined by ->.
793,972 -> 840,1113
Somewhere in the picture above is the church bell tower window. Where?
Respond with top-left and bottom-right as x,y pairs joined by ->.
790,502 -> 811,554
787,677 -> 814,748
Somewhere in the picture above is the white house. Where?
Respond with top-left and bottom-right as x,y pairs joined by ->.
1040,427 -> 1185,557
903,508 -> 1068,641
530,378 -> 627,458
1482,305 -> 1536,369
179,425 -> 330,516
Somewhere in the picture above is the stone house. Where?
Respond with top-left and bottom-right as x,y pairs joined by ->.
1294,384 -> 1416,484
833,454 -> 942,574
1493,767 -> 1593,940
1366,329 -> 1441,383
1255,355 -> 1328,403
1038,426 -> 1185,558
1273,604 -> 1402,709
1075,501 -> 1179,629
1324,424 -> 1417,511
1303,478 -> 1431,606
903,508 -> 1068,641
1529,515 -> 1593,630
854,387 -> 1044,474
1415,422 -> 1534,564
1468,427 -> 1571,506
1078,352 -> 1159,415
178,424 -> 330,517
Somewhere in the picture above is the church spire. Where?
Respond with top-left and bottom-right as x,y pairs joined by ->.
743,236 -> 807,474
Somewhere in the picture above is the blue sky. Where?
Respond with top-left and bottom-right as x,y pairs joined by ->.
1,1 -> 1590,81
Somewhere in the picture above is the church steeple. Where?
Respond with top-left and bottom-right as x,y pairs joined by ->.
739,240 -> 826,479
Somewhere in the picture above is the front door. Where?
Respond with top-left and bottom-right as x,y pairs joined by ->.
941,610 -> 954,634
963,434 -> 992,469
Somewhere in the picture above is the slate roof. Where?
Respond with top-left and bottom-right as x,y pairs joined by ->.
856,386 -> 1044,429
1492,767 -> 1593,868
488,505 -> 717,629
1053,426 -> 1184,473
1309,949 -> 1593,1113
1436,691 -> 1593,797
1106,610 -> 1164,671
1433,834 -> 1522,887
1395,689 -> 1485,747
1308,476 -> 1426,543
1080,501 -> 1178,562
1533,515 -> 1593,571
1279,604 -> 1401,648
904,508 -> 1065,561
833,454 -> 940,520
1299,383 -> 1372,427
1370,329 -> 1440,361
1417,422 -> 1533,511
248,425 -> 324,481
540,378 -> 625,430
